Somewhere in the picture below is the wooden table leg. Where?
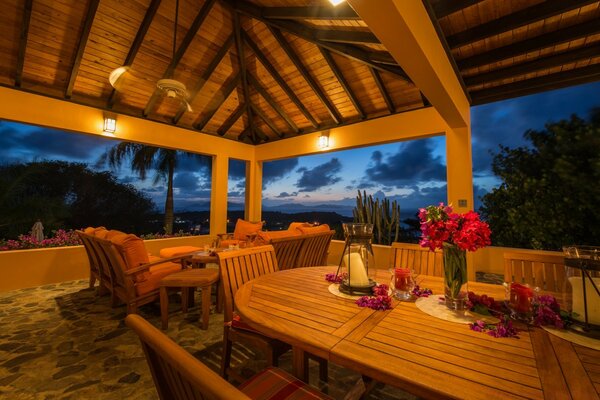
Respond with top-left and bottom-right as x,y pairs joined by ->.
201,284 -> 211,330
160,286 -> 169,330
292,347 -> 308,382
181,286 -> 189,313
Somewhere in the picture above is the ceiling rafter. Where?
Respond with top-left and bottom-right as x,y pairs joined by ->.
238,126 -> 252,142
370,67 -> 394,114
319,48 -> 365,120
242,31 -> 319,128
465,44 -> 600,87
193,73 -> 241,130
251,104 -> 283,138
232,0 -> 410,81
233,12 -> 258,143
262,4 -> 359,20
471,63 -> 600,105
268,25 -> 342,125
429,0 -> 486,19
217,103 -> 246,136
314,30 -> 380,45
15,0 -> 33,88
447,0 -> 597,49
173,33 -> 234,124
247,73 -> 299,133
458,18 -> 600,70
107,0 -> 162,108
143,0 -> 217,117
65,0 -> 100,99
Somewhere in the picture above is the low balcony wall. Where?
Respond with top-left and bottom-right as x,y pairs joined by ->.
0,235 -> 213,292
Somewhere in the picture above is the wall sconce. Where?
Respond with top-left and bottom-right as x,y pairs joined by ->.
103,114 -> 116,135
318,132 -> 330,149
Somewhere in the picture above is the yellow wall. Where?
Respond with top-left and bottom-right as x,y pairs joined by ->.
0,236 -> 213,292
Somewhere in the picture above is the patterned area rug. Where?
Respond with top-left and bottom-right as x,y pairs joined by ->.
0,280 -> 417,400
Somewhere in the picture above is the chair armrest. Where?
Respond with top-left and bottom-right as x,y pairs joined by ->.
124,254 -> 191,276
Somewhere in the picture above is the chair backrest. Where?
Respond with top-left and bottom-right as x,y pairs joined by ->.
76,230 -> 100,276
79,231 -> 115,285
94,236 -> 134,295
504,251 -> 566,292
270,235 -> 304,270
125,314 -> 248,400
295,230 -> 335,268
218,245 -> 279,322
389,242 -> 443,277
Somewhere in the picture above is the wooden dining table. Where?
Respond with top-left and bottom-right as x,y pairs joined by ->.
234,266 -> 600,400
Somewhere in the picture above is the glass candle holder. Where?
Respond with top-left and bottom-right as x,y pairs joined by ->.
506,282 -> 535,321
392,267 -> 414,300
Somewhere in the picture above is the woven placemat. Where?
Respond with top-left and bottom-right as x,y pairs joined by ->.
415,296 -> 499,324
542,326 -> 600,350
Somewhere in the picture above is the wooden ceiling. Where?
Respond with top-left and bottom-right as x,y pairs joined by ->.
0,1 -> 598,144
427,0 -> 600,105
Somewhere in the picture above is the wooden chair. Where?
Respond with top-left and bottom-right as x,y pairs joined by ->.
295,230 -> 335,268
75,230 -> 101,289
504,251 -> 566,292
125,314 -> 332,400
77,230 -> 116,299
218,245 -> 290,379
389,242 -> 443,277
270,235 -> 304,270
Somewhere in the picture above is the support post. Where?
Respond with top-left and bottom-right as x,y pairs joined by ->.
245,160 -> 263,222
210,154 -> 229,236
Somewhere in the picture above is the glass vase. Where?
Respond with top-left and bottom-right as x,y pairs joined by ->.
443,243 -> 468,311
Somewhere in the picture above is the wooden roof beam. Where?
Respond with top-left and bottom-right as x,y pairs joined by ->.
193,73 -> 241,130
251,104 -> 283,138
458,18 -> 600,70
173,33 -> 234,124
447,0 -> 598,49
242,31 -> 318,128
217,103 -> 246,136
470,63 -> 600,105
268,26 -> 342,125
315,30 -> 380,45
262,4 -> 359,20
319,48 -> 365,120
65,0 -> 100,99
15,0 -> 33,88
107,0 -> 162,108
370,67 -> 394,114
429,0 -> 486,19
233,12 -> 256,143
247,73 -> 299,133
143,0 -> 217,117
465,43 -> 600,87
232,0 -> 410,81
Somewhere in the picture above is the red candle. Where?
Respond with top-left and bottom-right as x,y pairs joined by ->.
394,268 -> 412,291
510,283 -> 533,313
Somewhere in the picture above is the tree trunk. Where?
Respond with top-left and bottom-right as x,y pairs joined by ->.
164,159 -> 175,235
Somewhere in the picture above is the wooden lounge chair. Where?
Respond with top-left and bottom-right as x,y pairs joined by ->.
76,229 -> 116,298
125,314 -> 333,400
504,251 -> 566,292
270,235 -> 304,270
75,230 -> 102,289
389,242 -> 443,277
295,230 -> 335,268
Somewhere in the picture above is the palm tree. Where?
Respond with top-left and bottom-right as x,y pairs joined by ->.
99,143 -> 183,235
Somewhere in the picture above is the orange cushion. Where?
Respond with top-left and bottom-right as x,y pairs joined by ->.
297,224 -> 330,234
135,262 -> 181,296
105,230 -> 126,240
94,229 -> 110,239
288,222 -> 312,232
220,239 -> 241,248
233,219 -> 263,241
159,246 -> 201,258
109,234 -> 149,269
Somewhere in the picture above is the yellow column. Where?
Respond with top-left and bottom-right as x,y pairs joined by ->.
245,160 -> 263,222
210,154 -> 229,236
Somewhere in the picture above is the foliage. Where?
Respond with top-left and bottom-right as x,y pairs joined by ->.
139,230 -> 190,240
352,190 -> 400,245
480,110 -> 600,250
0,229 -> 81,251
0,161 -> 155,239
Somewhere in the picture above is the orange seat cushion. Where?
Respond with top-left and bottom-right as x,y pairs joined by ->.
288,222 -> 312,233
159,246 -> 201,258
297,224 -> 331,234
135,262 -> 182,296
219,239 -> 241,248
233,219 -> 263,241
110,233 -> 150,281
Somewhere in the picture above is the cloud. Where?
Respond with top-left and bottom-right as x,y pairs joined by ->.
361,139 -> 446,187
228,159 -> 246,180
173,172 -> 201,191
295,158 -> 342,192
263,158 -> 299,185
176,153 -> 212,173
276,191 -> 298,198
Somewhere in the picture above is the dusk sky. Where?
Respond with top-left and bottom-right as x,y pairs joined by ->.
1,80 -> 599,218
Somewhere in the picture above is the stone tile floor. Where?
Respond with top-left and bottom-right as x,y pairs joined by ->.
0,272 -> 502,399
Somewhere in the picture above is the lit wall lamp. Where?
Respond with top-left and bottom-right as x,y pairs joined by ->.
318,132 -> 330,150
329,0 -> 346,5
103,114 -> 117,136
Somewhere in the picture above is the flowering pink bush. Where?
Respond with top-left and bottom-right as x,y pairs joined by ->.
0,229 -> 81,251
418,203 -> 491,251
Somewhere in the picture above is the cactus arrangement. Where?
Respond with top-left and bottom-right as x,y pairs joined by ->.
352,190 -> 401,245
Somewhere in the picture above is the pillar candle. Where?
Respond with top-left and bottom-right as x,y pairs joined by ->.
344,252 -> 370,287
568,277 -> 600,325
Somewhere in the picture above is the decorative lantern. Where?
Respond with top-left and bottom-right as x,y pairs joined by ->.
336,223 -> 376,295
563,245 -> 600,338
